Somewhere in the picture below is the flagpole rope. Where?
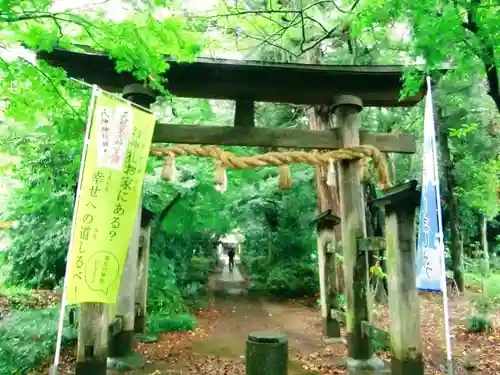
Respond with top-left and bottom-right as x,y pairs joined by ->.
150,144 -> 391,190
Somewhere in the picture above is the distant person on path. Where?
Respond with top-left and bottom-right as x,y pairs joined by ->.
228,247 -> 235,272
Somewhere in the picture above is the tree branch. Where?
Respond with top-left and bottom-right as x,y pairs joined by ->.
19,57 -> 85,123
461,0 -> 500,112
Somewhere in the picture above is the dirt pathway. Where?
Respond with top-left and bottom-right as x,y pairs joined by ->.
127,261 -> 348,375
40,259 -> 500,375
132,295 -> 347,375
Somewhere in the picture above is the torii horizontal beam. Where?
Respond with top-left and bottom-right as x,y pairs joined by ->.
152,123 -> 416,153
36,47 -> 449,107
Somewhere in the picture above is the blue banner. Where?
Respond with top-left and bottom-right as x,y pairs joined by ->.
416,77 -> 445,292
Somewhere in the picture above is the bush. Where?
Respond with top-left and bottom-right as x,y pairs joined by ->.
148,254 -> 214,315
147,313 -> 197,334
148,255 -> 186,315
0,308 -> 76,375
467,314 -> 492,333
482,275 -> 500,303
247,255 -> 267,275
263,262 -> 318,298
180,256 -> 215,312
186,256 -> 213,284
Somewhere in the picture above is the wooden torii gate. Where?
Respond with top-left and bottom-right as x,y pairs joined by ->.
39,47 -> 443,375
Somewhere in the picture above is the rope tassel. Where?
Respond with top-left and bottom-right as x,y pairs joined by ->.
326,158 -> 335,186
161,153 -> 177,182
150,144 -> 392,190
214,160 -> 228,193
278,164 -> 292,189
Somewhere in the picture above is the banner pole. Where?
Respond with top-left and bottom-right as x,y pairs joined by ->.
426,76 -> 454,374
50,85 -> 99,375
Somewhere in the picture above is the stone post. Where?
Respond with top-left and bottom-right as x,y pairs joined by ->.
372,180 -> 423,375
313,211 -> 343,341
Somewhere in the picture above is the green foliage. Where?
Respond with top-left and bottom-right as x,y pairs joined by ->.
263,262 -> 318,298
467,314 -> 492,333
482,275 -> 500,304
189,256 -> 216,284
147,255 -> 186,315
0,0 -> 203,288
233,167 -> 318,298
1,86 -> 86,287
338,294 -> 346,311
147,312 -> 197,334
353,0 -> 500,107
371,336 -> 391,352
0,4 -> 498,364
0,308 -> 76,375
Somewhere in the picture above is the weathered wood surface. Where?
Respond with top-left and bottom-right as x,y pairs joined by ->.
109,202 -> 141,358
152,124 -> 417,153
373,181 -> 423,375
75,303 -> 109,375
336,98 -> 373,361
35,47 -> 448,107
385,207 -> 423,375
329,310 -> 391,352
317,230 -> 341,339
135,225 -> 151,333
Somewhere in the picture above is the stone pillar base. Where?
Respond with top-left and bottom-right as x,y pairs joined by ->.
346,355 -> 389,374
323,316 -> 341,339
324,337 -> 347,344
108,330 -> 135,358
391,356 -> 424,375
75,359 -> 107,375
107,352 -> 146,372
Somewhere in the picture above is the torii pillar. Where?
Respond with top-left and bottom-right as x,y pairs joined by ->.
108,84 -> 156,363
334,95 -> 382,371
312,210 -> 343,341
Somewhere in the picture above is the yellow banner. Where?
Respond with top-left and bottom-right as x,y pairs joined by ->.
66,90 -> 155,305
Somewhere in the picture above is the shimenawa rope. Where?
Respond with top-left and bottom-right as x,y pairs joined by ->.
151,144 -> 391,191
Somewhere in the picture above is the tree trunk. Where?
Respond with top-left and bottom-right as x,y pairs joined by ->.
308,106 -> 342,238
479,214 -> 490,276
306,50 -> 342,241
305,50 -> 344,342
463,0 -> 500,113
437,108 -> 465,292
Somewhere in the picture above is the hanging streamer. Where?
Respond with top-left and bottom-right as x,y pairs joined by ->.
161,153 -> 177,182
214,160 -> 228,193
326,158 -> 335,186
278,164 -> 292,189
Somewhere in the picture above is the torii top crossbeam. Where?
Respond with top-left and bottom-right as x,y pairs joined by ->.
37,47 -> 448,154
39,47 -> 429,107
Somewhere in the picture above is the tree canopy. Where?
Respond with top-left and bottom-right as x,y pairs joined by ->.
0,0 -> 498,293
